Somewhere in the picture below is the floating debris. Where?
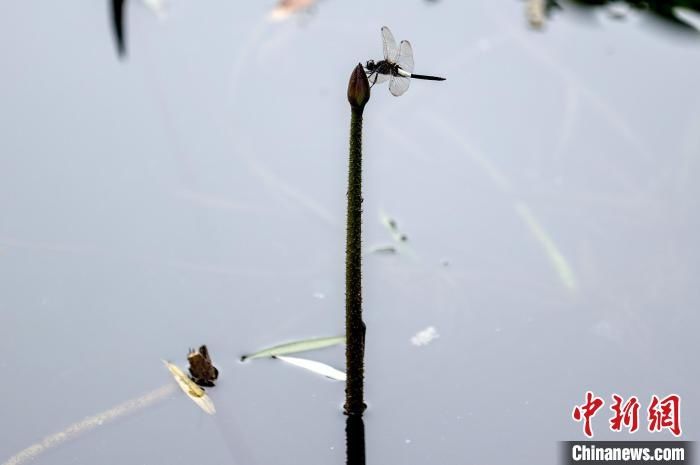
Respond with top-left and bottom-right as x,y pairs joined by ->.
268,0 -> 316,22
526,0 -> 547,29
187,345 -> 219,387
526,0 -> 564,29
274,355 -> 346,381
241,335 -> 344,361
410,326 -> 440,346
163,361 -> 216,415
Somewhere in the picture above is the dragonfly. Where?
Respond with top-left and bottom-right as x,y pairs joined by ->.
365,26 -> 446,97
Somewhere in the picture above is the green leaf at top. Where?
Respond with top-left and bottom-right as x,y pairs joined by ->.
241,335 -> 345,361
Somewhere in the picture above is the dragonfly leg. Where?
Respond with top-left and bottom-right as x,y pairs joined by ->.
365,70 -> 377,88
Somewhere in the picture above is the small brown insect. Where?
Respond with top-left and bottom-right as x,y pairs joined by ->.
187,345 -> 219,387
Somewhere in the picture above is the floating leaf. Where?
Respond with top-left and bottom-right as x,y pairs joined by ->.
275,356 -> 346,381
162,360 -> 216,415
241,335 -> 344,361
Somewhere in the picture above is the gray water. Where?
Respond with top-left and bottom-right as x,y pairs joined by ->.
1,1 -> 699,464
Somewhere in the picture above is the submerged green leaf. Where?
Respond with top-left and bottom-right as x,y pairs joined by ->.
371,210 -> 419,259
275,355 -> 346,381
367,244 -> 398,255
241,335 -> 345,361
380,211 -> 408,243
515,202 -> 577,291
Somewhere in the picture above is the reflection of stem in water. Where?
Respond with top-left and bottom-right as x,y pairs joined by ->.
345,415 -> 366,465
2,384 -> 175,465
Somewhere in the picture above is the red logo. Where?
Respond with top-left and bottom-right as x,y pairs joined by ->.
648,394 -> 682,437
609,394 -> 640,433
572,392 -> 682,438
572,391 -> 605,438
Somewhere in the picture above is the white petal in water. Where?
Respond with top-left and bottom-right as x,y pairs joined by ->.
162,360 -> 216,415
411,326 -> 440,346
241,335 -> 344,361
275,355 -> 346,381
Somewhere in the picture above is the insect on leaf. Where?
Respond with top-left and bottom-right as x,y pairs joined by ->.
241,335 -> 344,361
275,355 -> 346,381
162,360 -> 216,415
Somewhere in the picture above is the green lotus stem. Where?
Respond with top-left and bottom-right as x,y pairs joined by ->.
344,64 -> 370,417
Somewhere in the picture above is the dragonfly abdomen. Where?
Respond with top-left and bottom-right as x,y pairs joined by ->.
409,73 -> 446,81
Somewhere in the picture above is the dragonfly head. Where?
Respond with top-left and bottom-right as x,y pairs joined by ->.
365,60 -> 377,72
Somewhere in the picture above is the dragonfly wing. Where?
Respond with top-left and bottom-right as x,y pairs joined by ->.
381,26 -> 399,62
389,74 -> 410,97
397,40 -> 414,73
370,72 -> 390,85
